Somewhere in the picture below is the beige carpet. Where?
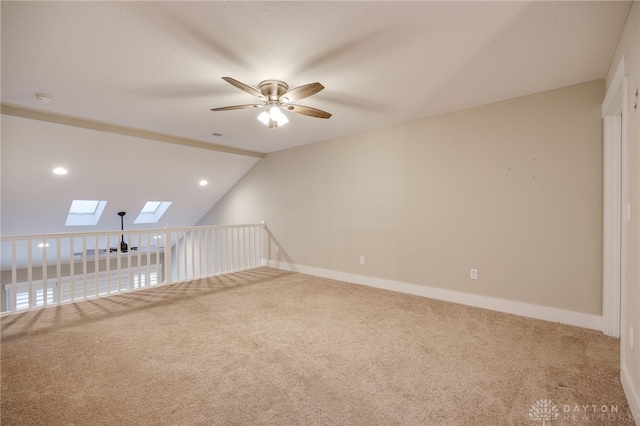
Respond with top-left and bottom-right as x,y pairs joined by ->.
1,267 -> 633,425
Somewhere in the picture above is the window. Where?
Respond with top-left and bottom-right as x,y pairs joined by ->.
69,200 -> 100,214
134,201 -> 171,224
65,200 -> 107,226
140,201 -> 162,214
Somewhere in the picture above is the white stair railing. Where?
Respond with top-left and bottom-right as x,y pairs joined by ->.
0,224 -> 264,315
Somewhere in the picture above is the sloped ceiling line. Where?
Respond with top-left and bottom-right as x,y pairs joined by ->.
0,104 -> 265,159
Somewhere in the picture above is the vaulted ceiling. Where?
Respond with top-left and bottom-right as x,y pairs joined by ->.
0,1 -> 633,236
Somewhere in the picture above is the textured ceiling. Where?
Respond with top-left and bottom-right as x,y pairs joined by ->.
1,1 -> 632,154
0,1 -> 633,238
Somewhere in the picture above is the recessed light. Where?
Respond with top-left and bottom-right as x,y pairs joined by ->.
38,243 -> 49,248
199,180 -> 208,186
53,167 -> 68,175
35,93 -> 53,103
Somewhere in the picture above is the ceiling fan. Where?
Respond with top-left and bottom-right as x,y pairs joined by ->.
73,212 -> 138,257
111,211 -> 137,253
211,77 -> 331,128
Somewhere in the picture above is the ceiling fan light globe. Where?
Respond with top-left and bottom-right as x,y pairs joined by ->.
268,106 -> 282,120
258,107 -> 289,128
257,111 -> 270,125
277,113 -> 289,126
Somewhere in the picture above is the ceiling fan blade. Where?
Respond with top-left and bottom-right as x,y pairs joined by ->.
280,82 -> 324,103
222,77 -> 265,99
211,104 -> 264,112
285,104 -> 332,119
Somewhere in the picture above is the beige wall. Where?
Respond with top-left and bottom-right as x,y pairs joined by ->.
606,0 -> 640,412
200,80 -> 605,317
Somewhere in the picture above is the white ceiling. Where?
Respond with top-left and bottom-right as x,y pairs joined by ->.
1,114 -> 260,235
0,1 -> 633,237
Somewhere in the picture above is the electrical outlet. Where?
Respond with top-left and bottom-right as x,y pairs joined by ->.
359,256 -> 365,265
630,327 -> 634,350
274,246 -> 279,253
470,269 -> 478,280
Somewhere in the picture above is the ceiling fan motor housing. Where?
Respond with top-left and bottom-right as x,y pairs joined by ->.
259,80 -> 289,102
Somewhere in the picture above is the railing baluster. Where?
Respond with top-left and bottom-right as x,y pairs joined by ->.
191,230 -> 196,280
239,227 -> 244,271
217,229 -> 221,274
175,231 -> 181,282
164,228 -> 172,285
127,233 -> 133,289
11,240 -> 17,312
136,233 -> 142,287
82,237 -> 88,300
42,239 -> 48,308
27,239 -> 33,309
94,235 -> 99,298
230,228 -> 234,272
244,226 -> 249,269
228,228 -> 233,272
56,238 -> 62,304
70,239 -> 75,302
201,229 -> 206,277
256,225 -> 260,266
184,230 -> 189,280
216,229 -> 221,275
116,235 -> 122,293
230,227 -> 234,272
146,234 -> 151,287
224,228 -> 229,273
228,228 -> 232,273
249,226 -> 255,268
235,227 -> 239,271
204,229 -> 209,277
240,227 -> 242,271
200,229 -> 205,278
105,235 -> 111,295
247,227 -> 252,269
259,223 -> 264,266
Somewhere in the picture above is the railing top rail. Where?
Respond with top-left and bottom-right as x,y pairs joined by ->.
168,224 -> 263,233
0,223 -> 264,242
0,228 -> 166,241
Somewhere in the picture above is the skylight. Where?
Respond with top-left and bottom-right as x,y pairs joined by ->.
140,201 -> 162,214
69,200 -> 100,214
134,201 -> 171,224
65,200 -> 107,226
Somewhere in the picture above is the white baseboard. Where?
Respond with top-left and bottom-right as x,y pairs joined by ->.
621,364 -> 640,425
264,259 -> 603,331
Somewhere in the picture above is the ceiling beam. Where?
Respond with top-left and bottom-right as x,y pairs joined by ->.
1,104 -> 265,159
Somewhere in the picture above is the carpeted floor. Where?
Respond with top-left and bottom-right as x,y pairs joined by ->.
1,267 -> 634,425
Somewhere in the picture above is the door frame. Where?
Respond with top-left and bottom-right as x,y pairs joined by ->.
602,55 -> 628,348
